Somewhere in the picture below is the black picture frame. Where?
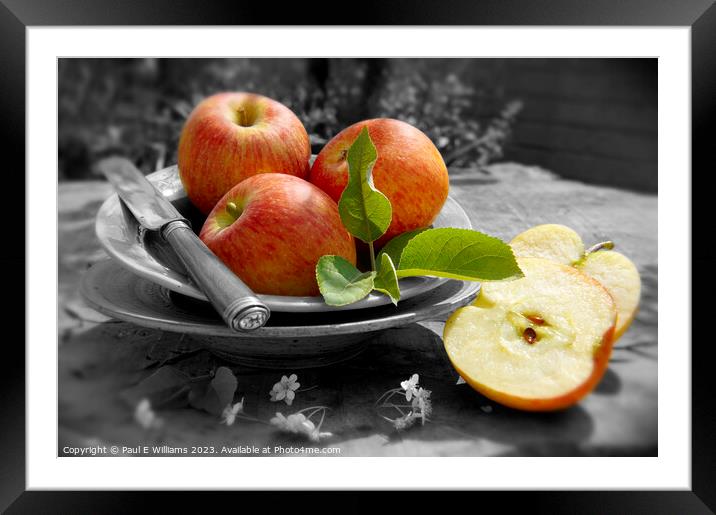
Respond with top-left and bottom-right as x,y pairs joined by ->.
4,0 -> 712,512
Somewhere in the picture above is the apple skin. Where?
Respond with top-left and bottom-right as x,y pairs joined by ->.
199,174 -> 357,297
179,92 -> 311,214
576,250 -> 641,340
309,118 -> 449,247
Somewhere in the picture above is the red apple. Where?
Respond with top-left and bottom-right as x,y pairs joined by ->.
199,174 -> 356,297
309,118 -> 449,247
178,92 -> 311,214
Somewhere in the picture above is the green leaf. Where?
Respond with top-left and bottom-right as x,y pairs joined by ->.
378,228 -> 429,268
395,228 -> 523,281
121,366 -> 191,409
373,253 -> 400,305
316,255 -> 376,306
337,127 -> 392,243
188,366 -> 238,416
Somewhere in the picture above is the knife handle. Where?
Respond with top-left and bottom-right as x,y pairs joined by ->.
162,221 -> 270,332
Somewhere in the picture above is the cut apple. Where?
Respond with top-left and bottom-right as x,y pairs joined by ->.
576,250 -> 641,340
509,224 -> 584,265
510,224 -> 641,340
443,257 -> 616,411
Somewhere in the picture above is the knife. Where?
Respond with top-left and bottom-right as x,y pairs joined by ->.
98,157 -> 270,332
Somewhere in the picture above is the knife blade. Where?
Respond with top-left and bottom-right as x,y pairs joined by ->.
98,157 -> 270,332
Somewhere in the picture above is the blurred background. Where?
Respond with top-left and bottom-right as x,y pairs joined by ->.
58,58 -> 657,192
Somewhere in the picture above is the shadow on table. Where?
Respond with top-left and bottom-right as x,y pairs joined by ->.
312,323 -> 599,453
611,263 -> 658,364
593,368 -> 622,395
61,318 -> 640,455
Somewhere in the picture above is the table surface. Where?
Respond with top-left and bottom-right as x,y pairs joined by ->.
58,163 -> 657,457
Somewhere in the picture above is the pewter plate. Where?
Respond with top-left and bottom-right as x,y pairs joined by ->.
81,259 -> 480,368
95,165 -> 472,313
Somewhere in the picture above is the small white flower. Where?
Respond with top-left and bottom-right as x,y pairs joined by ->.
294,414 -> 333,442
134,398 -> 163,430
270,412 -> 291,431
270,374 -> 301,406
270,410 -> 332,442
220,397 -> 244,426
271,412 -> 311,435
411,388 -> 433,425
287,413 -> 311,434
375,374 -> 435,431
309,427 -> 333,442
400,373 -> 420,401
392,412 -> 416,431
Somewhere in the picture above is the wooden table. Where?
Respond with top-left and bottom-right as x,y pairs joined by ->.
58,163 -> 657,457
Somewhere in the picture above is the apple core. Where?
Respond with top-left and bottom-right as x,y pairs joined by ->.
510,224 -> 641,341
443,257 -> 617,410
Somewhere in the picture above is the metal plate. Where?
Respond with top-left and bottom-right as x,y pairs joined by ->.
95,165 -> 472,312
81,260 -> 480,368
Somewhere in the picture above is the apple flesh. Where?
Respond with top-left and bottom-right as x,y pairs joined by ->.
199,174 -> 356,297
509,223 -> 584,265
510,224 -> 641,340
576,250 -> 641,340
309,118 -> 449,247
443,257 -> 616,411
179,92 -> 311,214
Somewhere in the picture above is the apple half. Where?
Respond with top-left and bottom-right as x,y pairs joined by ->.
510,224 -> 641,340
443,257 -> 616,411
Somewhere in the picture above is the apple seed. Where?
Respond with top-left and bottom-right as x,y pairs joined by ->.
526,315 -> 545,326
523,327 -> 537,344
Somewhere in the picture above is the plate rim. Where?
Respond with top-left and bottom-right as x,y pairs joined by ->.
81,259 -> 481,339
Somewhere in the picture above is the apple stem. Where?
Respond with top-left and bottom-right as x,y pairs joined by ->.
586,241 -> 615,254
368,241 -> 377,271
226,201 -> 242,220
236,107 -> 248,127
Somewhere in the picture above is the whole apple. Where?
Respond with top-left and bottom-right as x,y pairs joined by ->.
179,92 -> 311,214
199,174 -> 357,297
309,118 -> 449,247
